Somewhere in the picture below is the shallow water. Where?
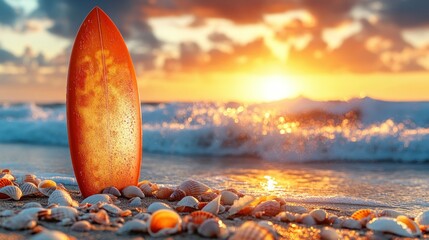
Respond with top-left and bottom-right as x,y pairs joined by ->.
1,143 -> 429,217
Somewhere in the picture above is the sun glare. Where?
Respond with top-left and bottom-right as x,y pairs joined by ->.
259,74 -> 297,101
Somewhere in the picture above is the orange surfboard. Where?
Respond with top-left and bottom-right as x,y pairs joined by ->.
67,7 -> 142,197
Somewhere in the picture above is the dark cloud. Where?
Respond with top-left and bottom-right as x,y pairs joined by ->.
208,32 -> 232,44
0,0 -> 18,26
0,48 -> 17,63
377,0 -> 429,28
300,0 -> 358,27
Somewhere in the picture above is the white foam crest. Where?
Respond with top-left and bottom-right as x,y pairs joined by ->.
284,196 -> 391,207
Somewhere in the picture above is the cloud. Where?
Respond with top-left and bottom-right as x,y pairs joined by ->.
377,0 -> 429,28
0,48 -> 17,63
0,0 -> 18,26
300,0 -> 358,27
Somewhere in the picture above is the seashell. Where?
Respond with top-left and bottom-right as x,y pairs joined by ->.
176,196 -> 199,211
300,213 -> 317,226
189,211 -> 217,226
275,211 -> 296,222
1,169 -> 11,174
101,186 -> 121,197
198,191 -> 218,202
367,217 -> 420,237
220,190 -> 238,205
169,189 -> 186,201
252,200 -> 280,217
133,212 -> 151,221
155,187 -> 174,199
282,205 -> 308,214
22,202 -> 42,209
21,174 -> 40,185
1,213 -> 37,230
139,182 -> 158,197
258,220 -> 277,237
30,229 -> 74,240
81,194 -> 112,205
201,195 -> 221,215
117,219 -> 148,235
224,188 -> 245,197
273,197 -> 287,206
397,215 -> 421,236
122,185 -> 145,199
230,221 -> 274,240
351,209 -> 375,220
90,209 -> 110,225
0,185 -> 22,200
0,178 -> 13,188
328,214 -> 339,224
128,197 -> 142,207
415,210 -> 429,232
0,173 -> 15,181
178,179 -> 210,197
48,189 -> 77,207
37,179 -> 57,196
100,203 -> 130,217
20,207 -> 50,219
320,226 -> 339,240
341,218 -> 362,229
197,218 -> 229,238
309,209 -> 327,223
378,209 -> 403,218
147,202 -> 172,213
148,209 -> 182,237
49,206 -> 78,221
71,220 -> 92,232
20,182 -> 41,197
0,209 -> 15,217
228,195 -> 255,216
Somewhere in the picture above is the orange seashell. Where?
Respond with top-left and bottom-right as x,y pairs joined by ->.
178,180 -> 210,197
148,209 -> 182,237
22,174 -> 40,186
230,221 -> 274,240
38,179 -> 57,196
397,215 -> 421,235
199,192 -> 219,202
140,183 -> 158,197
169,189 -> 186,201
351,209 -> 375,221
0,178 -> 13,188
252,200 -> 280,217
190,211 -> 217,225
155,187 -> 174,199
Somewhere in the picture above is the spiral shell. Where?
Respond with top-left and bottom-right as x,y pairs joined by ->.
139,182 -> 158,197
0,178 -> 13,188
122,185 -> 145,199
101,186 -> 121,197
155,187 -> 174,199
71,220 -> 92,232
147,202 -> 172,213
201,195 -> 221,215
117,219 -> 148,235
230,221 -> 274,240
415,210 -> 429,232
0,185 -> 22,200
252,200 -> 280,217
178,180 -> 210,197
81,194 -> 112,205
220,190 -> 238,205
37,179 -> 57,197
148,209 -> 182,237
367,216 -> 421,237
169,189 -> 186,201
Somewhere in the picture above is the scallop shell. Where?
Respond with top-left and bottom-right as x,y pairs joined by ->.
37,179 -> 57,196
415,210 -> 429,232
367,217 -> 420,237
139,182 -> 158,197
101,186 -> 121,197
148,209 -> 182,237
228,195 -> 255,216
0,178 -> 13,188
252,200 -> 280,217
155,187 -> 174,199
320,226 -> 339,240
117,219 -> 148,235
147,202 -> 172,213
122,185 -> 145,199
197,218 -> 229,238
71,220 -> 92,232
0,173 -> 15,181
169,189 -> 186,201
128,197 -> 142,207
341,218 -> 362,229
351,209 -> 375,220
189,211 -> 217,225
310,209 -> 327,223
220,190 -> 238,205
230,221 -> 274,240
177,196 -> 199,209
178,179 -> 210,197
49,206 -> 78,221
48,189 -> 77,207
0,185 -> 22,200
31,230 -> 74,240
202,195 -> 221,215
20,182 -> 40,196
81,194 -> 112,205
282,205 -> 308,214
0,213 -> 37,230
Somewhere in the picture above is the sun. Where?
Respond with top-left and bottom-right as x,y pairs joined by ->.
259,74 -> 297,101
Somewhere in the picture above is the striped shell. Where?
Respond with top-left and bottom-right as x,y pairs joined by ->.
20,182 -> 40,196
230,221 -> 274,240
147,202 -> 172,213
71,220 -> 92,232
148,209 -> 182,237
49,206 -> 78,221
189,211 -> 217,225
351,209 -> 375,220
139,183 -> 158,197
117,219 -> 148,235
155,187 -> 174,199
0,185 -> 22,200
48,189 -> 77,207
220,190 -> 238,205
201,195 -> 221,215
415,210 -> 429,232
252,200 -> 280,217
101,186 -> 121,197
178,180 -> 210,197
0,178 -> 13,188
169,189 -> 186,201
367,216 -> 421,237
197,218 -> 228,238
122,186 -> 145,199
37,179 -> 57,196
81,194 -> 112,205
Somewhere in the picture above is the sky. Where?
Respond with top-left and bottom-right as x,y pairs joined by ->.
0,0 -> 428,103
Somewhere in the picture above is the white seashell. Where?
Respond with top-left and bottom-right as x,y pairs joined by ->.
19,207 -> 50,219
100,203 -> 128,217
300,213 -> 317,226
275,211 -> 296,222
81,194 -> 112,205
310,209 -> 327,223
128,197 -> 142,207
367,217 -> 420,237
379,209 -> 403,218
101,186 -> 121,197
117,219 -> 148,235
197,218 -> 229,238
220,190 -> 238,205
252,200 -> 280,217
178,179 -> 210,197
341,218 -> 362,230
415,210 -> 429,232
177,196 -> 199,209
49,206 -> 78,221
228,195 -> 255,216
320,226 -> 339,240
122,185 -> 145,199
90,209 -> 110,225
282,205 -> 308,214
37,179 -> 57,197
0,185 -> 22,200
71,220 -> 92,232
133,212 -> 151,221
48,190 -> 77,207
230,221 -> 274,240
30,229 -> 74,240
20,182 -> 41,196
0,209 -> 15,217
147,202 -> 172,213
0,173 -> 15,181
202,195 -> 221,215
148,209 -> 182,237
1,213 -> 37,230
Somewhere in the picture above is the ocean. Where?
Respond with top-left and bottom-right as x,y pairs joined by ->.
1,97 -> 429,216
